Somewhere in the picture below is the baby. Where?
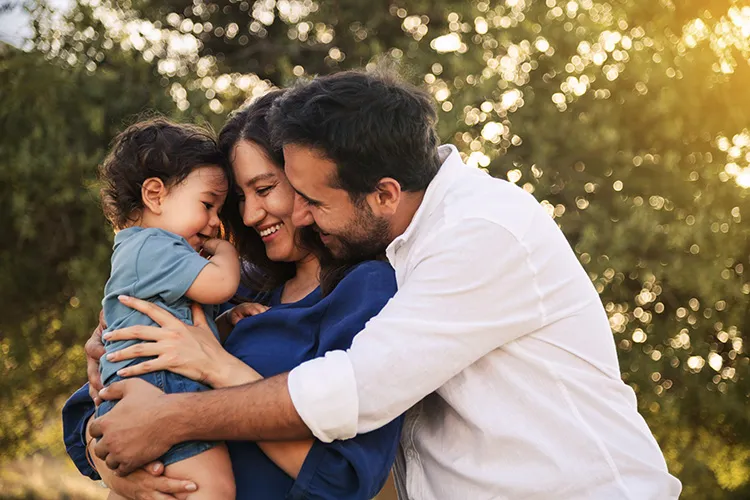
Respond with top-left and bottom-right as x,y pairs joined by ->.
96,118 -> 239,499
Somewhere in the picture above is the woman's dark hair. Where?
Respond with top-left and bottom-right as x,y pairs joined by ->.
218,90 -> 358,299
268,69 -> 441,201
99,117 -> 227,230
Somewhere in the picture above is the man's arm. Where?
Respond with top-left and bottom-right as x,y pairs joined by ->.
91,368 -> 309,475
289,218 -> 550,440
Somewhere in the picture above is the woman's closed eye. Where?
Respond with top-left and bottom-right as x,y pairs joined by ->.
256,184 -> 275,196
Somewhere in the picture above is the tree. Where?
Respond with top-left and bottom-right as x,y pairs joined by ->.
2,0 -> 749,496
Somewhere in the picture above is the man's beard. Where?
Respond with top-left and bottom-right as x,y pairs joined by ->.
324,207 -> 391,261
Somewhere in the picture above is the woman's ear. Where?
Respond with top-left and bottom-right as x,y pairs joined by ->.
141,177 -> 166,214
368,177 -> 402,217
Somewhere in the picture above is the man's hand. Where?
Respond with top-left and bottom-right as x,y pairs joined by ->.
90,379 -> 178,476
87,310 -> 107,405
86,417 -> 196,499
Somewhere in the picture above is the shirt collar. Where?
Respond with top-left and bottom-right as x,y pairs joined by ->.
388,144 -> 465,251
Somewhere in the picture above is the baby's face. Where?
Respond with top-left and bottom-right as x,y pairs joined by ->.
158,165 -> 228,251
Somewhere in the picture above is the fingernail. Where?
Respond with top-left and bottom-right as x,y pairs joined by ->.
151,463 -> 160,472
106,353 -> 114,360
118,295 -> 130,302
102,332 -> 112,340
186,483 -> 197,491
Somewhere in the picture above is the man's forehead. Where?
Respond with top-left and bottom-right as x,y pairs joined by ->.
283,145 -> 336,186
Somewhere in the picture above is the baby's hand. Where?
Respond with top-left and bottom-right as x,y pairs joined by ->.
201,238 -> 236,257
230,302 -> 270,325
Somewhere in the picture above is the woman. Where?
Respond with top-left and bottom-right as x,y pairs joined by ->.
62,90 -> 402,499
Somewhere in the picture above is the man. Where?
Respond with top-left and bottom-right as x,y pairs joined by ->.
88,70 -> 682,498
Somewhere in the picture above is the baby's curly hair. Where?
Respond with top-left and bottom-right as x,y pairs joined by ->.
99,117 -> 227,229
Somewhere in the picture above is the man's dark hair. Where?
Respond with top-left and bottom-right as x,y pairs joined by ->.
99,117 -> 226,229
269,69 -> 441,198
218,90 -> 367,298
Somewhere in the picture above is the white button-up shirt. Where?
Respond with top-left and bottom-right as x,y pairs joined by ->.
288,145 -> 682,499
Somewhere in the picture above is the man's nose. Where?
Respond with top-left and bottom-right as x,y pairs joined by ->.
291,193 -> 314,228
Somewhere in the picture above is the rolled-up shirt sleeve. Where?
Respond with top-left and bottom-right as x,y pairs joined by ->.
62,383 -> 100,480
289,219 -> 545,441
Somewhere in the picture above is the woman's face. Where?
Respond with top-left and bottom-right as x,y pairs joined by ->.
231,140 -> 309,263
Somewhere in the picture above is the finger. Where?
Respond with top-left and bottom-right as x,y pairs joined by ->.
91,432 -> 107,457
86,329 -> 106,360
88,384 -> 102,405
104,325 -> 169,343
105,455 -> 121,472
107,342 -> 163,363
118,359 -> 162,378
115,461 -> 140,476
191,302 -> 208,328
90,417 -> 104,440
151,477 -> 198,495
118,296 -> 184,329
99,380 -> 128,401
99,309 -> 108,329
144,461 -> 165,476
87,363 -> 103,393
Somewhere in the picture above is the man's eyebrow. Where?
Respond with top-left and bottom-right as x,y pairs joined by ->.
293,187 -> 322,206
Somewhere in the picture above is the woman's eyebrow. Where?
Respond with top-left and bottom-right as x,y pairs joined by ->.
245,173 -> 276,186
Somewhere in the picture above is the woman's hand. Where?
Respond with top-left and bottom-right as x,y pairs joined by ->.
104,297 -> 262,388
87,310 -> 107,405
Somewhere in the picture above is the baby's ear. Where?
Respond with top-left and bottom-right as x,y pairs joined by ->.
141,177 -> 167,214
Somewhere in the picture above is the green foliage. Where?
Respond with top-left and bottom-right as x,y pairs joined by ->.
1,0 -> 750,497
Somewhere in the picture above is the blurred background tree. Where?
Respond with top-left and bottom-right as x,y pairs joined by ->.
1,0 -> 750,498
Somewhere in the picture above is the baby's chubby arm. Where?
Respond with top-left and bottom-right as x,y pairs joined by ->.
185,238 -> 240,305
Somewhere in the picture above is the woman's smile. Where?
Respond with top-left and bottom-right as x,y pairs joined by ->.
258,222 -> 284,241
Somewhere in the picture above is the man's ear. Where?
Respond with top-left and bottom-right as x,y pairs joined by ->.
367,177 -> 402,217
141,177 -> 167,214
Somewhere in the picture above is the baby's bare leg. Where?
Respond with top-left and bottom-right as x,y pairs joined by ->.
164,443 -> 235,500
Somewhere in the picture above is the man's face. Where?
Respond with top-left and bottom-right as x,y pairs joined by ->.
283,144 -> 392,260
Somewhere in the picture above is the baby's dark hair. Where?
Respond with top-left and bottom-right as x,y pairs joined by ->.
99,117 -> 227,229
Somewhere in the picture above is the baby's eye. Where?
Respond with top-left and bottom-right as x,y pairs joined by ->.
203,202 -> 214,209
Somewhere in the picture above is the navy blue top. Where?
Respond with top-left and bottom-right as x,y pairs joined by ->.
62,261 -> 402,500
